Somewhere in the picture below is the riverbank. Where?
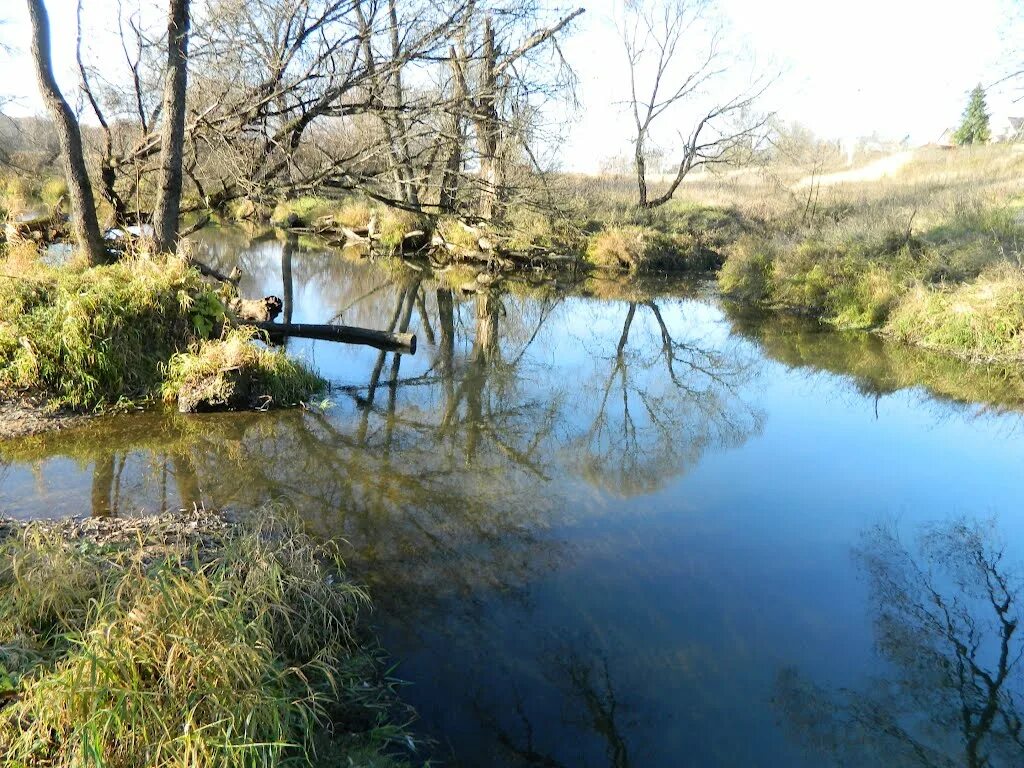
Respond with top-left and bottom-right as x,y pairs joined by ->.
4,143 -> 1024,424
0,396 -> 88,439
0,508 -> 415,767
569,145 -> 1024,367
0,251 -> 325,434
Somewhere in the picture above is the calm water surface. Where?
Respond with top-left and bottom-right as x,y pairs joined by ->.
4,228 -> 1024,766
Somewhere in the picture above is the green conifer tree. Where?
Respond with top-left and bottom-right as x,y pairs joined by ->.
953,85 -> 991,145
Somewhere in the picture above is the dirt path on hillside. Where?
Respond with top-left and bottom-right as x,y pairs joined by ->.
793,151 -> 915,189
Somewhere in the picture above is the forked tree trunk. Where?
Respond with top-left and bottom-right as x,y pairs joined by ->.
153,0 -> 191,253
26,0 -> 108,265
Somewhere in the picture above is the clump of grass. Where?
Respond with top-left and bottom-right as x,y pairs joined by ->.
0,512 -> 411,767
162,326 -> 325,411
0,255 -> 220,410
828,264 -> 903,328
376,208 -> 429,251
502,207 -> 584,254
885,263 -> 1024,362
334,200 -> 373,229
40,177 -> 68,210
0,176 -> 37,215
586,226 -> 682,271
719,234 -> 777,302
224,197 -> 269,222
271,197 -> 336,227
720,229 -> 913,328
435,218 -> 483,251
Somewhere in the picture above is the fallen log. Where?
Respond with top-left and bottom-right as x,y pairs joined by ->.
189,258 -> 241,285
252,321 -> 416,353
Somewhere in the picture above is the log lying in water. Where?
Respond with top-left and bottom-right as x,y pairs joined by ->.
252,321 -> 417,353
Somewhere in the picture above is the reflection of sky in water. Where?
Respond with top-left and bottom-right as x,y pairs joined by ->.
3,229 -> 1024,766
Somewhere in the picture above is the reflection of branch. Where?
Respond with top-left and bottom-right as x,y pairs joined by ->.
776,519 -> 1024,767
568,656 -> 632,768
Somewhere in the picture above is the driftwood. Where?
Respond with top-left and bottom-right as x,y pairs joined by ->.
4,211 -> 67,243
253,321 -> 416,353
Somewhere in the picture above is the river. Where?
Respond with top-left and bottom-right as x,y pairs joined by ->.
3,228 -> 1024,767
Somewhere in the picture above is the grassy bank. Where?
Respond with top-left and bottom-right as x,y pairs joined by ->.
0,244 -> 324,415
0,510 -> 413,767
575,145 -> 1024,364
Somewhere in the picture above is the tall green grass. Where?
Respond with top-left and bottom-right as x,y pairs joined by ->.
0,512 -> 411,767
0,256 -> 218,410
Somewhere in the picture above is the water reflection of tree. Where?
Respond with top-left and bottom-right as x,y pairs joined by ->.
573,299 -> 761,497
2,268 -> 765,587
480,651 -> 639,768
775,519 -> 1024,767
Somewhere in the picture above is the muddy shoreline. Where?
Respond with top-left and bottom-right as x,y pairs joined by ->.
0,396 -> 90,440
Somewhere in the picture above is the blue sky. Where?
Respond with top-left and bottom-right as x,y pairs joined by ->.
1,0 -> 1018,172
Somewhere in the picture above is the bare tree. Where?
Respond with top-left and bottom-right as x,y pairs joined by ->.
453,3 -> 584,220
25,0 -> 107,264
619,0 -> 770,208
153,0 -> 191,252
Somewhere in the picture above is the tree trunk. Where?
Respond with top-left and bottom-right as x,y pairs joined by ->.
475,16 -> 502,221
440,46 -> 467,213
634,133 -> 649,207
26,0 -> 107,265
153,0 -> 190,254
253,321 -> 416,353
281,233 -> 295,325
388,0 -> 419,207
